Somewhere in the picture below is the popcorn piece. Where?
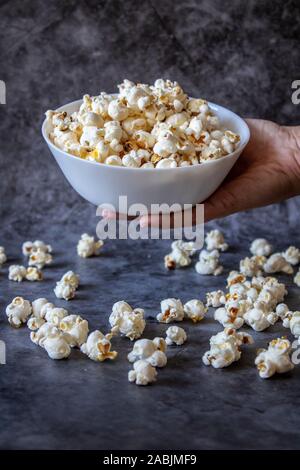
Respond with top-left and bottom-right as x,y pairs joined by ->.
61,271 -> 80,289
263,253 -> 293,275
183,299 -> 207,323
214,306 -> 245,329
27,317 -> 46,331
54,271 -> 80,300
22,240 -> 52,257
250,238 -> 272,257
109,301 -> 146,340
255,338 -> 294,379
31,299 -> 53,319
25,267 -> 43,282
81,330 -> 118,362
128,338 -> 167,367
282,311 -> 300,337
6,297 -> 32,328
28,249 -> 52,269
243,301 -> 278,331
206,290 -> 225,308
0,246 -> 7,265
203,328 -> 253,368
45,307 -> 68,326
31,323 -> 56,346
59,314 -> 89,347
164,240 -> 196,270
205,230 -> 228,252
77,233 -> 104,258
156,298 -> 184,323
165,326 -> 187,346
240,256 -> 266,277
41,327 -> 72,360
195,249 -> 223,276
275,303 -> 290,320
294,268 -> 300,287
282,246 -> 300,265
128,359 -> 157,386
8,265 -> 27,282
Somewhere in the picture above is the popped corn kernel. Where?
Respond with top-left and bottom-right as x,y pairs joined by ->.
214,305 -> 245,329
59,314 -> 89,347
282,246 -> 300,266
0,246 -> 7,265
54,271 -> 80,300
263,253 -> 293,275
156,298 -> 184,323
183,299 -> 207,323
39,326 -> 72,360
8,265 -> 27,282
77,233 -> 104,258
28,249 -> 52,269
282,311 -> 300,337
205,230 -> 228,252
206,290 -> 226,308
25,267 -> 43,282
22,240 -> 52,257
195,249 -> 223,276
81,330 -> 118,362
240,255 -> 266,277
164,240 -> 196,270
294,268 -> 300,287
243,301 -> 278,331
165,326 -> 187,346
45,307 -> 68,326
250,238 -> 272,257
109,301 -> 146,340
128,338 -> 167,367
27,316 -> 46,331
6,297 -> 32,328
255,338 -> 294,379
128,359 -> 157,386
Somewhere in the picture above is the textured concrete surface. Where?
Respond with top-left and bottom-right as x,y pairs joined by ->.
0,0 -> 300,450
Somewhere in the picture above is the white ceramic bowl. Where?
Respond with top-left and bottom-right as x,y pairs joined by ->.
42,99 -> 250,213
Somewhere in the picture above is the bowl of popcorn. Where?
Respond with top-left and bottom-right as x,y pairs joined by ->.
42,79 -> 250,211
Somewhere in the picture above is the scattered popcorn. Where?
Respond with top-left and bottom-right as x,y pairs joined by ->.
156,298 -> 185,323
28,249 -> 52,269
206,290 -> 225,308
203,327 -> 253,368
109,301 -> 146,340
183,299 -> 207,323
255,338 -> 294,379
128,338 -> 167,367
128,359 -> 157,386
45,307 -> 68,326
164,240 -> 196,270
195,249 -> 223,276
243,301 -> 278,331
165,326 -> 187,346
81,330 -> 118,362
31,298 -> 53,319
31,323 -> 56,346
275,303 -> 290,320
282,246 -> 300,266
0,246 -> 7,265
27,317 -> 46,331
263,253 -> 293,275
61,270 -> 80,289
59,314 -> 89,347
42,329 -> 72,360
214,306 -> 245,329
77,233 -> 104,258
25,267 -> 43,282
205,230 -> 228,252
8,265 -> 26,282
6,297 -> 32,328
240,256 -> 266,277
250,238 -> 272,257
54,271 -> 80,300
22,240 -> 52,257
282,311 -> 300,337
294,268 -> 300,287
47,79 -> 240,169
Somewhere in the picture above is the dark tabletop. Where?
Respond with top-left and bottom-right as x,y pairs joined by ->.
0,0 -> 300,450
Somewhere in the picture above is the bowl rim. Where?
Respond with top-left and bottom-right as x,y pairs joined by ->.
41,98 -> 250,173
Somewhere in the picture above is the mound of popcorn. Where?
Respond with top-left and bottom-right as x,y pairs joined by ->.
46,79 -> 240,169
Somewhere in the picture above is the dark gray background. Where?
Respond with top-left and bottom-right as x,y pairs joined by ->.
0,0 -> 300,450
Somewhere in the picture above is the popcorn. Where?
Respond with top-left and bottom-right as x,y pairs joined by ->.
81,330 -> 118,362
33,325 -> 72,360
45,307 -> 68,326
165,326 -> 187,346
282,246 -> 300,265
77,233 -> 104,258
263,253 -> 293,274
22,240 -> 52,257
206,290 -> 225,308
164,240 -> 196,270
27,316 -> 46,331
243,301 -> 278,331
54,271 -> 80,300
28,249 -> 52,269
128,338 -> 167,367
31,298 -> 51,318
109,301 -> 146,340
294,268 -> 300,287
6,297 -> 32,328
205,230 -> 228,252
8,265 -> 26,282
255,338 -> 294,379
31,323 -> 55,346
25,267 -> 43,282
0,246 -> 7,265
239,256 -> 266,277
282,311 -> 300,337
156,298 -> 184,323
195,249 -> 223,276
128,359 -> 157,386
202,328 -> 253,368
59,314 -> 89,347
250,238 -> 272,257
183,299 -> 207,323
47,79 -> 240,168
214,305 -> 245,329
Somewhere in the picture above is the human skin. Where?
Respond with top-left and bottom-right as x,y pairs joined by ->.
101,119 -> 300,226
